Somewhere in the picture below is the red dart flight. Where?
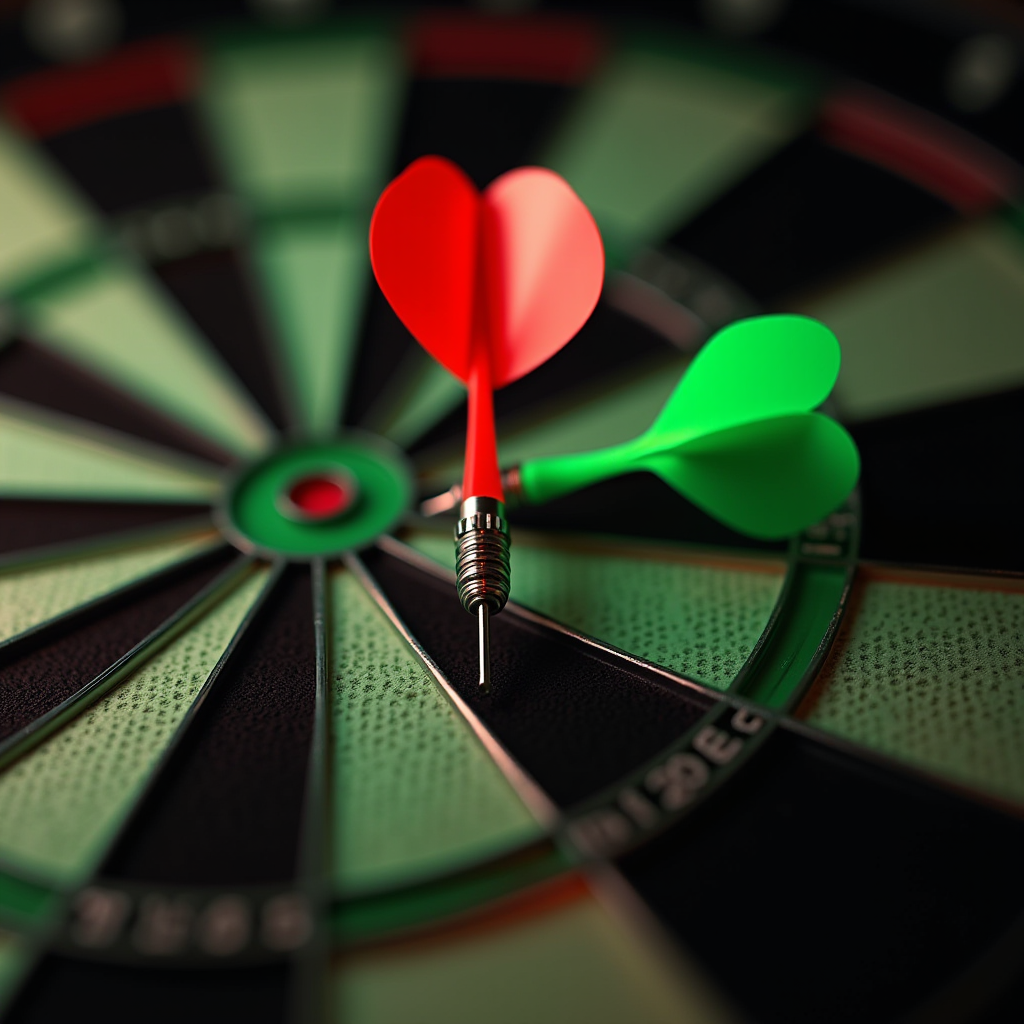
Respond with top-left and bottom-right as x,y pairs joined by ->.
370,155 -> 604,688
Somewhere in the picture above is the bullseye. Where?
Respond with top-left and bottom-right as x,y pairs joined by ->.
279,471 -> 358,523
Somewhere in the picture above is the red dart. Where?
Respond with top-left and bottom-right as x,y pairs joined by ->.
370,155 -> 604,688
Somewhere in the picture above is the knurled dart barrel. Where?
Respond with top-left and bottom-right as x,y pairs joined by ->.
454,496 -> 511,616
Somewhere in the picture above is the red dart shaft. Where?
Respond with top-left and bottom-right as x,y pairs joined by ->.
463,347 -> 504,501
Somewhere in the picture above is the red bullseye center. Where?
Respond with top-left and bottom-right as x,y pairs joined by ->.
282,473 -> 356,522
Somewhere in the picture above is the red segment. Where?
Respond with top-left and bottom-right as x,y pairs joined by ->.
820,89 -> 1021,216
410,13 -> 605,84
286,475 -> 354,521
3,37 -> 197,138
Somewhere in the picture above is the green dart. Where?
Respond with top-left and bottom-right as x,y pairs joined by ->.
422,314 -> 860,540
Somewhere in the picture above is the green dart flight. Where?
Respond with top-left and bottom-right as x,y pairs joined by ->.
424,314 -> 860,540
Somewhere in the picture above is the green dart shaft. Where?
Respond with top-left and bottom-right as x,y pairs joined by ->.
519,439 -> 640,506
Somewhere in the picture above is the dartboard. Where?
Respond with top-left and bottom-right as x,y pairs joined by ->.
0,1 -> 1021,1022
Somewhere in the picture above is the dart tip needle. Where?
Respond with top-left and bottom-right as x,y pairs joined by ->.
477,604 -> 491,693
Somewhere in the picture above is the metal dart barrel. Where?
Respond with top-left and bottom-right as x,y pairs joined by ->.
454,496 -> 511,692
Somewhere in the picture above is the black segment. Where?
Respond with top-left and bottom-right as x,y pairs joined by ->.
507,472 -> 786,553
42,104 -> 217,213
0,547 -> 234,742
396,79 -> 574,191
0,502 -> 212,558
618,727 -> 1024,1024
102,565 -> 316,886
344,286 -> 420,430
408,302 -> 674,457
155,248 -> 288,429
852,386 -> 1024,572
361,548 -> 716,807
670,134 -> 956,303
0,337 -> 232,464
7,956 -> 289,1024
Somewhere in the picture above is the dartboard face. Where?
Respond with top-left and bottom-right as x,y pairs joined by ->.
0,2 -> 1020,1022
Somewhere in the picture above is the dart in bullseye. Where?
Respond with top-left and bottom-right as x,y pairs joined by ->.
370,156 -> 604,690
423,315 -> 860,541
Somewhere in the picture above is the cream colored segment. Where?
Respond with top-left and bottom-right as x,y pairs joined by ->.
0,568 -> 268,888
802,221 -> 1024,421
331,568 -> 540,894
22,260 -> 273,456
206,34 -> 402,206
0,406 -> 221,502
0,121 -> 96,290
544,49 -> 807,247
337,887 -> 735,1024
0,531 -> 220,644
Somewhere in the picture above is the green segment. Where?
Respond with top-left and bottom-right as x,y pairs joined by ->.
735,563 -> 848,709
520,317 -> 859,539
803,218 -> 1024,420
543,40 -> 814,265
0,569 -> 268,888
225,436 -> 411,557
204,25 -> 403,433
330,568 -> 541,895
20,259 -> 272,457
408,532 -> 785,690
204,25 -> 401,208
0,531 -> 220,645
256,217 -> 366,435
0,871 -> 56,927
0,121 -> 96,291
800,577 -> 1024,803
0,406 -> 221,503
335,888 -> 735,1024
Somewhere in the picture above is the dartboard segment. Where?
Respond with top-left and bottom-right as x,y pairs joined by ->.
0,527 -> 221,647
330,566 -> 541,896
336,875 -> 733,1024
542,34 -> 818,267
617,726 -> 1024,1024
798,565 -> 1024,805
406,528 -> 785,691
99,566 -> 317,886
360,544 -> 718,810
2,38 -> 290,432
0,547 -> 235,759
0,337 -> 232,466
0,566 -> 268,890
202,24 -> 403,437
0,401 -> 220,503
0,110 -> 273,458
665,86 -> 1020,303
0,501 -> 213,560
800,215 -> 1024,421
850,386 -> 1024,571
